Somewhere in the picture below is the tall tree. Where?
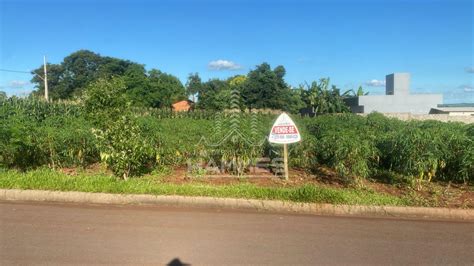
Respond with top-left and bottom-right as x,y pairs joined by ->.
31,63 -> 69,99
148,69 -> 187,109
123,64 -> 149,106
185,73 -> 202,102
196,79 -> 231,110
282,87 -> 306,114
242,63 -> 289,110
61,50 -> 104,97
99,56 -> 136,78
31,50 -> 141,100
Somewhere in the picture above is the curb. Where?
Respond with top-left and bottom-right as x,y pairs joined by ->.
1,189 -> 473,221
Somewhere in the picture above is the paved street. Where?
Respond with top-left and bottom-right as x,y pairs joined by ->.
0,201 -> 473,265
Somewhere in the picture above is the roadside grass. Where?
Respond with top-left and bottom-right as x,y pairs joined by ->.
0,168 -> 412,206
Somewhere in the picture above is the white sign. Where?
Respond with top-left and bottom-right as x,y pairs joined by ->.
268,113 -> 301,144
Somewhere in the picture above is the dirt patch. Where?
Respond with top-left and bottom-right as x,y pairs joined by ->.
59,167 -> 77,176
421,182 -> 474,208
185,167 -> 328,188
161,167 -> 474,208
365,180 -> 406,198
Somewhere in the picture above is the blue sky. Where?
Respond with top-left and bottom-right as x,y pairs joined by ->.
0,0 -> 473,103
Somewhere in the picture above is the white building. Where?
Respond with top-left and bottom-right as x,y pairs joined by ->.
429,106 -> 474,116
345,73 -> 443,114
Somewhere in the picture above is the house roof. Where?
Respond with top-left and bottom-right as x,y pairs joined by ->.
172,99 -> 194,105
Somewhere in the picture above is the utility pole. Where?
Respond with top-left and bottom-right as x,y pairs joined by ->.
43,56 -> 49,102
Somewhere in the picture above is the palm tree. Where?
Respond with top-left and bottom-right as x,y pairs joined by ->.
303,78 -> 350,115
344,86 -> 369,97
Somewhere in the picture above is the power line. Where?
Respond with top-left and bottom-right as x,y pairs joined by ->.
0,68 -> 44,81
0,56 -> 48,101
0,68 -> 32,74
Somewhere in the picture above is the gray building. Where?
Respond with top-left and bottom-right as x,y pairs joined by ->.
345,73 -> 443,114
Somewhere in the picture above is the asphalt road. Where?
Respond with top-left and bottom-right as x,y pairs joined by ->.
0,201 -> 473,265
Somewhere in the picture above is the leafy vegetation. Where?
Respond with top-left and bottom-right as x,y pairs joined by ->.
304,113 -> 473,186
1,50 -> 471,194
299,78 -> 350,115
93,116 -> 157,180
31,50 -> 187,108
1,93 -> 472,187
30,50 -> 350,114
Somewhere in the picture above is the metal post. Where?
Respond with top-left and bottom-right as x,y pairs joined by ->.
283,143 -> 289,180
43,56 -> 48,101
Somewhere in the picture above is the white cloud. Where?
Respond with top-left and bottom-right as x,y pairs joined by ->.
9,80 -> 30,88
465,66 -> 474,73
0,80 -> 30,91
458,84 -> 474,92
208,59 -> 242,70
364,79 -> 385,87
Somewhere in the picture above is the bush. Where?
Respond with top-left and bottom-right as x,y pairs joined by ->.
146,117 -> 214,167
378,120 -> 473,184
93,116 -> 157,180
82,77 -> 129,124
37,116 -> 99,168
460,143 -> 474,181
302,113 -> 473,184
0,116 -> 46,169
316,130 -> 378,182
383,125 -> 444,186
288,117 -> 317,169
305,114 -> 378,182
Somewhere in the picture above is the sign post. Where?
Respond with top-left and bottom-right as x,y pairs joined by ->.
283,143 -> 289,180
268,113 -> 301,180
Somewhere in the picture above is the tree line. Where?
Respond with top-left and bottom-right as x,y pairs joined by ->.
30,50 -> 187,109
26,49 -> 361,114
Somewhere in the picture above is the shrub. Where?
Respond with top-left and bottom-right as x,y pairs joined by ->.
195,113 -> 269,175
37,116 -> 99,168
288,117 -> 317,169
0,97 -> 97,170
82,77 -> 129,124
316,130 -> 378,182
378,120 -> 473,184
138,117 -> 214,167
460,143 -> 474,182
382,123 -> 446,187
0,116 -> 46,169
93,116 -> 157,180
303,113 -> 473,184
305,114 -> 379,182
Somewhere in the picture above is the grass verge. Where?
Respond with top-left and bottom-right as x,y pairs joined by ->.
0,168 -> 411,206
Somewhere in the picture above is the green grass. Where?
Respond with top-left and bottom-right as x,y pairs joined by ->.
0,168 -> 411,206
